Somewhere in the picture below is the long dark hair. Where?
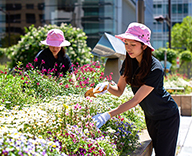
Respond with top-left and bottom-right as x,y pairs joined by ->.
60,47 -> 66,56
123,43 -> 152,87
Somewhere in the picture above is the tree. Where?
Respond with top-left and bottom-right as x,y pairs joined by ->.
171,16 -> 192,52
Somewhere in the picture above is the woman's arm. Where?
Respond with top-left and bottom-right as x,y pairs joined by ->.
109,84 -> 154,117
108,75 -> 127,97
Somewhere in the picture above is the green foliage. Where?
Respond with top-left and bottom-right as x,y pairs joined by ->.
180,50 -> 192,62
153,48 -> 177,64
0,33 -> 21,48
5,24 -> 92,68
0,61 -> 110,109
171,16 -> 192,51
0,48 -> 6,57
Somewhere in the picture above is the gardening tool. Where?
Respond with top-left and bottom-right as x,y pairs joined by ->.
84,86 -> 108,98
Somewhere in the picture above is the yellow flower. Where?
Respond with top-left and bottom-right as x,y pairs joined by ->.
63,104 -> 69,109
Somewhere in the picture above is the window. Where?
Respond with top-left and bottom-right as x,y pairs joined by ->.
172,4 -> 177,14
7,14 -> 21,23
26,14 -> 36,23
178,4 -> 182,14
153,22 -> 162,33
38,3 -> 44,10
26,4 -> 34,9
153,40 -> 163,49
184,4 -> 188,14
6,4 -> 22,10
39,14 -> 44,23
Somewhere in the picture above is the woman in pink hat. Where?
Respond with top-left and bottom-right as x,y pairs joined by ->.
35,29 -> 75,80
92,22 -> 180,156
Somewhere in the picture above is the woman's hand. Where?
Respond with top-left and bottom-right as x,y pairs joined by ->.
93,82 -> 109,94
92,112 -> 111,128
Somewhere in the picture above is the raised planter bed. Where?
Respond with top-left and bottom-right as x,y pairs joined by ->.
171,95 -> 192,116
124,129 -> 153,156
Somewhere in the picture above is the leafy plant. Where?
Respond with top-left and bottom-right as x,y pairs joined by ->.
153,48 -> 177,65
171,16 -> 192,51
0,60 -> 112,109
180,50 -> 192,63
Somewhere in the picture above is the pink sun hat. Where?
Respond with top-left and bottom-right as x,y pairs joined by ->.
41,29 -> 71,47
115,22 -> 155,51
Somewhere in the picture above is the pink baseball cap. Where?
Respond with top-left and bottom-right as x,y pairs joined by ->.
41,29 -> 70,47
115,22 -> 155,51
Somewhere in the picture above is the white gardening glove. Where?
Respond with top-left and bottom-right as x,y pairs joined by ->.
92,112 -> 111,128
93,82 -> 109,94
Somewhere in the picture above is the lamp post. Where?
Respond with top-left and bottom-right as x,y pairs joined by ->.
137,0 -> 145,24
0,7 -> 11,46
154,0 -> 171,76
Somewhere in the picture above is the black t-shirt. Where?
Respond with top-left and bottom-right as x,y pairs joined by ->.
34,48 -> 73,76
120,56 -> 178,120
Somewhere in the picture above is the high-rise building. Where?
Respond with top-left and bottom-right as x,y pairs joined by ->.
0,0 -> 137,49
153,0 -> 192,49
0,0 -> 153,49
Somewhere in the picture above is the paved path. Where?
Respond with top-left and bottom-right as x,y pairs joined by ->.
177,115 -> 192,156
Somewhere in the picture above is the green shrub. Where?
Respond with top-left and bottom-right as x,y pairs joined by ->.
180,50 -> 192,62
5,23 -> 92,68
153,48 -> 177,64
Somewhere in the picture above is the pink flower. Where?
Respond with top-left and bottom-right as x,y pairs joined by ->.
37,82 -> 40,85
59,73 -> 63,77
109,75 -> 112,80
26,64 -> 29,68
34,58 -> 38,62
41,60 -> 45,64
65,84 -> 69,88
90,83 -> 95,87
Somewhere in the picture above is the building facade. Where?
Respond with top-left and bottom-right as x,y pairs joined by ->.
153,0 -> 192,49
0,0 -> 153,49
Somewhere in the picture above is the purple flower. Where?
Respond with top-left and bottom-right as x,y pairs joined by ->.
47,131 -> 52,135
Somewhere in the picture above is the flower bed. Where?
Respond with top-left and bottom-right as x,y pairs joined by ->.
0,61 -> 146,155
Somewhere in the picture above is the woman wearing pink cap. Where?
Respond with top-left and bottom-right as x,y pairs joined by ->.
92,22 -> 180,156
35,29 -> 75,80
